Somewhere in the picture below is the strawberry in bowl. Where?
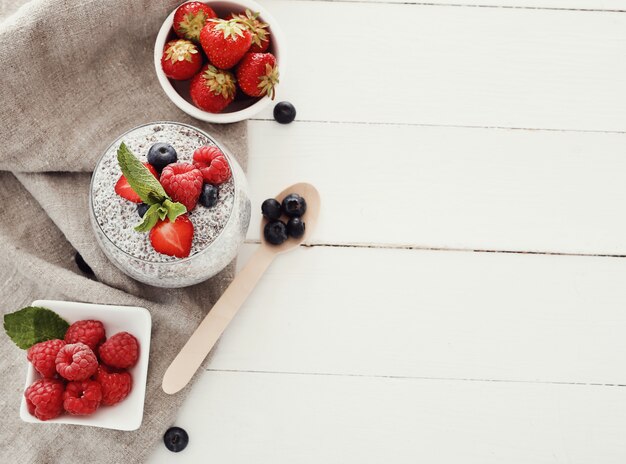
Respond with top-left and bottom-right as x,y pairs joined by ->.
160,39 -> 203,80
154,0 -> 285,123
189,65 -> 237,113
228,9 -> 270,53
236,52 -> 279,99
200,17 -> 252,69
173,1 -> 217,42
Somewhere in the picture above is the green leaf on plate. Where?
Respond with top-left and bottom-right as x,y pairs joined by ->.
4,306 -> 70,349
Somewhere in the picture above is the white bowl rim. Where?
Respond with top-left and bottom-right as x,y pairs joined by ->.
154,0 -> 286,123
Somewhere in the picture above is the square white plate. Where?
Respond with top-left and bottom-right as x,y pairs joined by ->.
20,300 -> 152,431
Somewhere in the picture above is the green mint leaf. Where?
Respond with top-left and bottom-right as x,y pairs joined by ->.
117,142 -> 168,205
147,190 -> 166,205
133,201 -> 187,232
134,204 -> 162,232
163,199 -> 187,222
4,306 -> 70,349
117,144 -> 188,234
157,205 -> 168,221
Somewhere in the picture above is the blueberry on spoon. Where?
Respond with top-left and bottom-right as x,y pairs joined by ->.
282,193 -> 307,217
261,198 -> 282,220
264,220 -> 288,245
287,217 -> 305,238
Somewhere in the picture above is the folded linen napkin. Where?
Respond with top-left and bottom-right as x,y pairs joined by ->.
0,0 -> 247,462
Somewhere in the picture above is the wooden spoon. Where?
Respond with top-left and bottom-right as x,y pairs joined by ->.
162,182 -> 320,394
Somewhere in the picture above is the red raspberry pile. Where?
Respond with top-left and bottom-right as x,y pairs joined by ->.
161,2 -> 279,113
24,320 -> 138,421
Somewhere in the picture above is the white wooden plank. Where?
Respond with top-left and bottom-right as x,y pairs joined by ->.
259,0 -> 626,131
316,0 -> 626,11
196,245 -> 626,384
246,121 -> 626,255
148,371 -> 626,463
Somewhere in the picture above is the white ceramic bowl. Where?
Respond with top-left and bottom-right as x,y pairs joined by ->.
154,0 -> 285,123
20,300 -> 152,431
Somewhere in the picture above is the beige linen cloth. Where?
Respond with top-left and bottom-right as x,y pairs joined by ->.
0,0 -> 247,462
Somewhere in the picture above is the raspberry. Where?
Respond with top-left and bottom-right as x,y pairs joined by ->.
63,380 -> 102,415
27,339 -> 66,378
99,332 -> 139,369
55,342 -> 98,381
193,146 -> 231,185
24,378 -> 64,421
159,162 -> 203,211
64,320 -> 106,351
94,365 -> 132,406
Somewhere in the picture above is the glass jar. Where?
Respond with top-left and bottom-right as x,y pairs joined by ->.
89,122 -> 250,288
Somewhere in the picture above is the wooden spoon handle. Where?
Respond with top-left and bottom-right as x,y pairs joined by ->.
162,245 -> 276,394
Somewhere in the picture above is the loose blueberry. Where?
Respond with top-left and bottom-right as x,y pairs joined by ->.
261,198 -> 282,220
199,183 -> 219,208
264,220 -> 288,245
75,252 -> 94,276
137,203 -> 150,217
281,193 -> 307,217
273,101 -> 296,124
163,426 -> 189,453
147,143 -> 177,172
287,217 -> 305,238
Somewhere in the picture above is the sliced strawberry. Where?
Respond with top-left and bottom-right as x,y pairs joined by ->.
114,163 -> 158,203
149,215 -> 194,258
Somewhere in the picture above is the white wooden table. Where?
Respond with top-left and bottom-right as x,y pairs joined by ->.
150,1 -> 626,461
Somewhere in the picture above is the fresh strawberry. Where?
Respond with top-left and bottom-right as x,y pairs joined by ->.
199,18 -> 252,69
161,39 -> 202,80
149,215 -> 194,258
236,52 -> 279,99
227,10 -> 270,53
193,146 -> 231,185
190,64 -> 237,113
115,162 -> 158,203
159,162 -> 204,211
173,1 -> 216,42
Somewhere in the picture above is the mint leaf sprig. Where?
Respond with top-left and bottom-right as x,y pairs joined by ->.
4,306 -> 69,349
117,142 -> 187,232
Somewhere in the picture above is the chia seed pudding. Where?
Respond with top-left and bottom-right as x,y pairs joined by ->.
89,122 -> 251,288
